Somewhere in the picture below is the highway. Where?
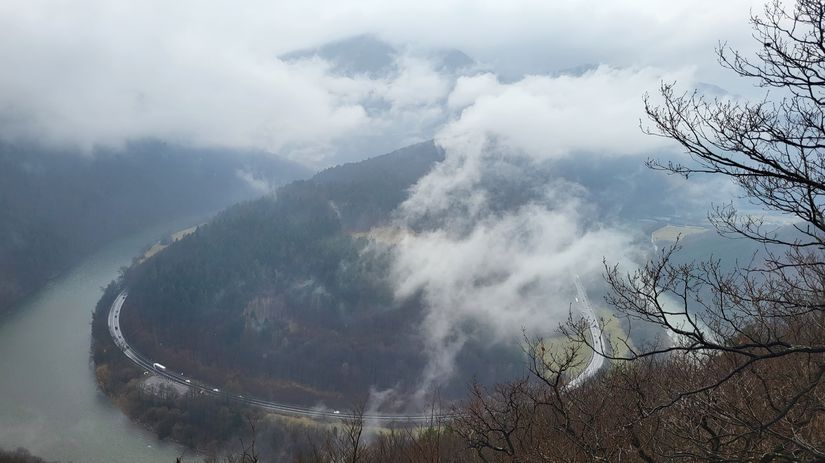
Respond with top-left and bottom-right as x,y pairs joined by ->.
107,281 -> 606,422
567,275 -> 606,389
107,291 -> 443,423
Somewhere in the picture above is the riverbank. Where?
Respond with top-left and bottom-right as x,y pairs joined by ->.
91,281 -> 262,455
0,221 -> 203,463
90,264 -> 327,461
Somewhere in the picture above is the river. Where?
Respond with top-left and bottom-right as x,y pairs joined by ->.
0,218 -> 209,463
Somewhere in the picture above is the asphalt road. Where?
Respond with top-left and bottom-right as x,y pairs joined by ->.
107,281 -> 606,423
107,291 -> 443,423
567,275 -> 606,389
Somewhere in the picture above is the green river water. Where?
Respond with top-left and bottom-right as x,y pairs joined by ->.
0,218 -> 208,462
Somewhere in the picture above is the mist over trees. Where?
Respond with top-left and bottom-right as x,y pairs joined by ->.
9,0 -> 824,462
115,142 -> 534,406
0,448 -> 52,463
0,141 -> 307,314
293,1 -> 825,461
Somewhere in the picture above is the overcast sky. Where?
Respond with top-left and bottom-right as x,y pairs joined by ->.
0,0 -> 777,398
0,0 -> 764,166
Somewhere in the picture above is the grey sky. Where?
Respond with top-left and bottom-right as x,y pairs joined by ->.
0,0 -> 774,398
0,0 -> 762,166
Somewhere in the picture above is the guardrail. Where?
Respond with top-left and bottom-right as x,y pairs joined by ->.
107,278 -> 605,422
107,290 -> 448,423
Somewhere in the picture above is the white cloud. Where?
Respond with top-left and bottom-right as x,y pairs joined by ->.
235,168 -> 272,194
382,64 -> 701,395
0,0 -> 761,166
443,66 -> 696,159
381,56 -> 452,110
0,0 -> 775,402
447,73 -> 501,110
389,182 -> 637,396
402,65 -> 695,224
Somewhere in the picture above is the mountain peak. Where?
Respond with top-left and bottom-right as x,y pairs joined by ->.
280,34 -> 398,78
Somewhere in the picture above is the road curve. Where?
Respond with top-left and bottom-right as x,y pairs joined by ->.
107,291 -> 444,423
107,280 -> 605,423
567,275 -> 606,389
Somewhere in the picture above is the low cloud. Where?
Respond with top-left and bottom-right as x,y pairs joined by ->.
0,8 -> 457,166
384,66 -> 685,396
401,66 -> 695,225
0,0 -> 759,167
443,66 -> 695,159
235,168 -> 272,194
391,201 -> 635,396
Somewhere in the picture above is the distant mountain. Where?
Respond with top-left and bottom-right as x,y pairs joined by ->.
280,34 -> 477,78
431,48 -> 476,73
281,34 -> 397,78
555,63 -> 599,77
0,141 -> 309,314
278,35 -> 482,166
695,82 -> 731,97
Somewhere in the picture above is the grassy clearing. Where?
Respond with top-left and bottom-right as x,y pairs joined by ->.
172,225 -> 199,241
533,309 -> 632,380
597,309 -> 633,360
263,409 -> 431,435
652,224 -> 708,242
139,224 -> 202,262
141,242 -> 166,260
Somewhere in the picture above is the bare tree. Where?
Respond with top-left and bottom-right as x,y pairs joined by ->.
295,401 -> 367,463
341,402 -> 366,463
297,2 -> 825,461
223,416 -> 259,463
561,0 -> 825,460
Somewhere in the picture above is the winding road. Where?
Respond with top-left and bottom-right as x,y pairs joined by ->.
107,279 -> 606,423
107,291 -> 440,423
568,275 -> 606,389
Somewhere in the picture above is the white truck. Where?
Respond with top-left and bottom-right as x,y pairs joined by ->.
152,362 -> 167,372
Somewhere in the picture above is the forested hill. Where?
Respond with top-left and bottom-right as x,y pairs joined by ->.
0,140 -> 308,314
118,138 -> 705,406
279,140 -> 444,231
119,140 -> 526,406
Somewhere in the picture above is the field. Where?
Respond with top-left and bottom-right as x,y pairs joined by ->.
651,224 -> 708,242
140,225 -> 202,261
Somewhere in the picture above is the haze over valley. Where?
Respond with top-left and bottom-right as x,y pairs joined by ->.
2,1 -> 824,462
